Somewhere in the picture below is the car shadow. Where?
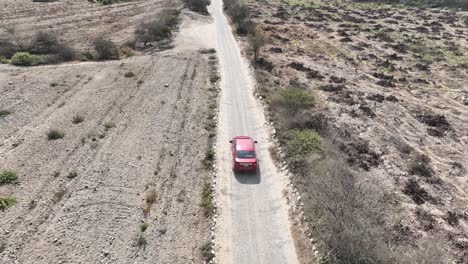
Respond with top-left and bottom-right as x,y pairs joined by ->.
234,166 -> 261,185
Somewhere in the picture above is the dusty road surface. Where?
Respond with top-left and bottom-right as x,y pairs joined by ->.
0,51 -> 215,263
210,0 -> 299,263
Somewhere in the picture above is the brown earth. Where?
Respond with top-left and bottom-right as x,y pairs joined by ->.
247,0 -> 468,262
0,1 -> 217,263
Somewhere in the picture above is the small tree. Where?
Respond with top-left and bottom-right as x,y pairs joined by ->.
248,29 -> 268,62
93,37 -> 119,60
135,10 -> 179,47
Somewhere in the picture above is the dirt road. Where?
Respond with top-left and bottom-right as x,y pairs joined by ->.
210,0 -> 299,263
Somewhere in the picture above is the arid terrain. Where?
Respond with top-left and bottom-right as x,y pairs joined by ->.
245,0 -> 468,262
0,1 -> 218,263
0,0 -> 180,49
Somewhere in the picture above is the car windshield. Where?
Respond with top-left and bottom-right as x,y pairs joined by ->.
236,150 -> 255,159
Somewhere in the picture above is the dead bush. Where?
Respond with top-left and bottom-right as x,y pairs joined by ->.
0,39 -> 20,58
306,157 -> 394,264
93,37 -> 119,60
135,9 -> 179,47
403,179 -> 430,205
28,31 -> 76,62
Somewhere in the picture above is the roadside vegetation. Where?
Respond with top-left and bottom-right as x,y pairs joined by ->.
183,0 -> 211,14
200,183 -> 214,217
231,0 -> 463,261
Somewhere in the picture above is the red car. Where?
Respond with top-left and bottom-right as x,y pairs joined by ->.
229,136 -> 258,173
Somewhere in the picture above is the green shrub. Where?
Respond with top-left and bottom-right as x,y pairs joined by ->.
284,129 -> 322,158
140,222 -> 149,232
277,88 -> 315,112
0,171 -> 18,185
0,195 -> 16,210
11,52 -> 42,66
72,115 -> 84,124
47,130 -> 65,140
200,183 -> 214,217
93,37 -> 119,60
409,159 -> 432,177
124,71 -> 135,78
0,110 -> 12,117
67,171 -> 78,179
104,121 -> 116,130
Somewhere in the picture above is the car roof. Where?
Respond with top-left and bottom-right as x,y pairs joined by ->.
235,137 -> 255,151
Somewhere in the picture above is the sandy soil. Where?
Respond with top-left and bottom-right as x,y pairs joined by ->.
0,0 -> 180,49
246,0 -> 468,261
0,1 -> 219,263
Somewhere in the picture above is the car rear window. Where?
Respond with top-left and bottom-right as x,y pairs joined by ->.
236,150 -> 255,158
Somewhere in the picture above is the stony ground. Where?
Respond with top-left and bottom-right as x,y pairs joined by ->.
0,1 -> 217,263
0,0 -> 179,49
248,0 -> 467,261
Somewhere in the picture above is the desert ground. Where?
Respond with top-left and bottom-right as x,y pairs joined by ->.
1,1 -> 218,263
0,0 -> 180,49
246,0 -> 468,262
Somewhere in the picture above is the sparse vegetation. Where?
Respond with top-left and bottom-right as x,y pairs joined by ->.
93,37 -> 119,60
200,242 -> 215,262
0,110 -> 12,118
284,129 -> 322,159
0,171 -> 18,185
409,157 -> 432,177
104,121 -> 116,130
183,0 -> 211,13
11,52 -> 42,66
248,29 -> 268,62
53,189 -> 67,203
94,0 -> 128,5
0,195 -> 17,211
273,88 -> 315,113
47,130 -> 65,140
1,30 -> 75,65
143,189 -> 157,217
202,148 -> 215,169
66,171 -> 78,179
72,115 -> 85,124
353,0 -> 468,10
223,0 -> 255,35
200,183 -> 214,217
135,9 -> 180,47
124,71 -> 135,78
306,158 -> 394,264
140,222 -> 149,232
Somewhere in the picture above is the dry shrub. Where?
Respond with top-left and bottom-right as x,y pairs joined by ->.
268,145 -> 279,162
93,37 -> 119,60
143,189 -> 157,217
306,157 -> 394,264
